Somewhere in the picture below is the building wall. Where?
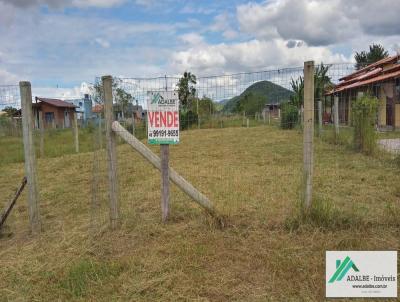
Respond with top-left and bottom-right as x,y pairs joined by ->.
395,104 -> 400,128
37,103 -> 75,129
378,82 -> 394,126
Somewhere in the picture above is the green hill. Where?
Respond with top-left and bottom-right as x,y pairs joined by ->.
223,81 -> 293,114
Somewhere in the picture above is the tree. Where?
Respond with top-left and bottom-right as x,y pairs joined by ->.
233,92 -> 265,115
91,77 -> 119,104
2,106 -> 19,117
280,102 -> 299,129
289,63 -> 332,108
197,96 -> 216,117
314,63 -> 332,103
177,71 -> 196,110
290,77 -> 304,108
352,94 -> 378,154
115,88 -> 134,119
354,44 -> 389,70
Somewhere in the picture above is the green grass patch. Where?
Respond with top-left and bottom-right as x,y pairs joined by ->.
285,197 -> 359,231
320,125 -> 353,147
59,259 -> 124,298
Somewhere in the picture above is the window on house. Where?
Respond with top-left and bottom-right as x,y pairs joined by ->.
45,112 -> 54,123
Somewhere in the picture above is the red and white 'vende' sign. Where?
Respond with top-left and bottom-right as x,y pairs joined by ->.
147,91 -> 179,144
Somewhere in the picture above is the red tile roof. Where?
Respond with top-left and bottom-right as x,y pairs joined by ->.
35,97 -> 77,108
328,55 -> 400,95
334,69 -> 400,93
339,56 -> 398,81
92,104 -> 103,113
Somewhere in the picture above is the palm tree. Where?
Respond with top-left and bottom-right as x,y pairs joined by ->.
290,63 -> 332,108
314,63 -> 331,103
290,77 -> 304,108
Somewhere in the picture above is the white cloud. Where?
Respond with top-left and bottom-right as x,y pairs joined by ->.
210,12 -> 238,40
170,38 -> 350,75
0,10 -> 181,84
32,82 -> 92,99
0,2 -> 18,26
180,3 -> 216,15
1,0 -> 400,94
94,38 -> 110,48
0,0 -> 126,8
237,0 -> 400,46
0,68 -> 19,85
72,0 -> 126,8
180,33 -> 205,46
237,0 -> 357,46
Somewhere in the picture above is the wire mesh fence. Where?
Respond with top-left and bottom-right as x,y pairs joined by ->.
89,62 -> 400,231
1,61 -> 400,236
0,85 -> 21,138
1,60 -> 400,302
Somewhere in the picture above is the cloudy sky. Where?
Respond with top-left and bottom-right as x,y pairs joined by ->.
1,0 -> 399,97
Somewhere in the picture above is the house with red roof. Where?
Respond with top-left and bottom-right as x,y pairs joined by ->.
33,97 -> 77,129
328,55 -> 400,129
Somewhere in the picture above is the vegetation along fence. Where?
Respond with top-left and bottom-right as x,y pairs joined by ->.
1,61 -> 399,236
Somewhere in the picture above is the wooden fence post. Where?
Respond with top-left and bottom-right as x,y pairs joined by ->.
318,100 -> 322,137
112,121 -> 219,219
247,118 -> 249,128
161,144 -> 169,222
20,81 -> 41,234
39,110 -> 45,158
334,95 -> 339,139
303,61 -> 314,210
73,111 -> 79,153
102,75 -> 120,229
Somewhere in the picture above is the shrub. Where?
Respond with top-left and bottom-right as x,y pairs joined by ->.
352,95 -> 378,155
280,102 -> 299,129
180,110 -> 198,130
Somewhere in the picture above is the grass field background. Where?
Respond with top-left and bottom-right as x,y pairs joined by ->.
0,125 -> 399,301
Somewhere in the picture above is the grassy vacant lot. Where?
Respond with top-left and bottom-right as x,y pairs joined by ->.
0,125 -> 399,301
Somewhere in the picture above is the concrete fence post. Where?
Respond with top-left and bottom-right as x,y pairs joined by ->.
73,111 -> 79,153
103,75 -> 120,229
303,61 -> 314,210
318,100 -> 322,137
39,110 -> 45,158
334,95 -> 339,139
20,81 -> 41,234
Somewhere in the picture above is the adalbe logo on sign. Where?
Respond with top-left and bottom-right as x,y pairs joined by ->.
147,91 -> 179,145
326,251 -> 397,298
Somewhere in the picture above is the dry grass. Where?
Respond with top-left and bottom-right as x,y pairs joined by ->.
0,125 -> 399,301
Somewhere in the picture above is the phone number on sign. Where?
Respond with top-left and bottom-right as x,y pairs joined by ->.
151,129 -> 179,137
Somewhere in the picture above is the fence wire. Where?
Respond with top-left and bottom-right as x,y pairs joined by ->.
1,62 -> 399,235
89,62 -> 400,231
